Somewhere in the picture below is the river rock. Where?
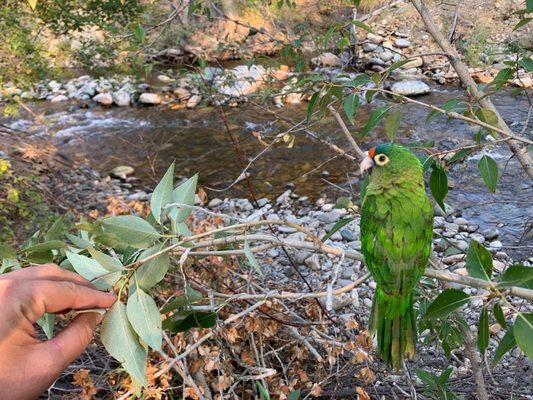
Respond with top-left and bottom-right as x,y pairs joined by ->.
50,94 -> 68,102
113,91 -> 131,107
394,38 -> 411,48
110,165 -> 134,180
93,93 -> 113,106
363,42 -> 378,52
340,228 -> 357,242
218,65 -> 267,97
157,74 -> 174,83
367,33 -> 383,44
401,57 -> 423,69
173,87 -> 191,101
139,93 -> 162,105
187,94 -> 202,108
380,51 -> 394,62
311,52 -> 342,67
390,80 -> 430,96
481,227 -> 499,240
48,80 -> 62,92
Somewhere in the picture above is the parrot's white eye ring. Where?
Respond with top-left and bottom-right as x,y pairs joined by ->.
374,154 -> 389,166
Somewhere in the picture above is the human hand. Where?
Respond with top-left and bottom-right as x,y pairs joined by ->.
0,264 -> 117,400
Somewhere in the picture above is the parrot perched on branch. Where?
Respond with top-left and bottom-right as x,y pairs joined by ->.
359,143 -> 433,369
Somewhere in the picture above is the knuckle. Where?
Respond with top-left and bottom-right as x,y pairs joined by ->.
61,280 -> 79,297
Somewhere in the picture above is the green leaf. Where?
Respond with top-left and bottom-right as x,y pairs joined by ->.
151,163 -> 174,224
384,110 -> 402,141
347,74 -> 372,87
256,382 -> 271,400
0,244 -> 16,259
423,289 -> 470,320
168,174 -> 198,226
514,312 -> 533,359
127,284 -> 162,351
360,106 -> 391,138
22,240 -> 66,254
352,20 -> 373,33
497,265 -> 533,289
99,216 -> 161,248
321,217 -> 355,242
160,287 -> 203,314
513,17 -> 532,30
244,240 -> 263,275
493,327 -> 516,365
477,306 -> 489,355
493,302 -> 507,329
87,247 -> 123,273
491,68 -> 514,89
287,390 -> 301,400
429,166 -> 448,212
307,91 -> 320,121
426,99 -> 466,124
36,313 -> 55,339
164,311 -> 217,332
66,251 -> 121,290
447,148 -> 473,164
518,57 -> 533,72
478,155 -> 499,193
466,240 -> 493,281
385,59 -> 412,75
132,22 -> 146,43
44,216 -> 65,242
343,93 -> 360,124
136,245 -> 170,290
475,108 -> 499,128
101,302 -> 148,386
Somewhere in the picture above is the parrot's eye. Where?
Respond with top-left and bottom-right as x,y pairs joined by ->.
374,154 -> 389,166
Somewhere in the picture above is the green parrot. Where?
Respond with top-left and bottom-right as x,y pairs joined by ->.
359,143 -> 433,369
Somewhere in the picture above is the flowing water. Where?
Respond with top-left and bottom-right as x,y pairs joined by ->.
3,85 -> 532,258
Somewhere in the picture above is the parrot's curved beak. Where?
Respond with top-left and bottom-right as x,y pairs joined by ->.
360,154 -> 374,175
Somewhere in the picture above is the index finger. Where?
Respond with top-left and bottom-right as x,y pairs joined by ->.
24,280 -> 117,322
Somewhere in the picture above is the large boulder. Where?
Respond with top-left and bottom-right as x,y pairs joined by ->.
139,93 -> 162,105
390,80 -> 431,96
311,52 -> 343,67
218,65 -> 267,97
113,91 -> 131,107
93,93 -> 113,106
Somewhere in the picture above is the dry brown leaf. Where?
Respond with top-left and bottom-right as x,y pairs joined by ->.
345,318 -> 359,330
310,383 -> 322,397
72,369 -> 97,400
356,386 -> 371,400
184,387 -> 200,400
358,367 -> 376,385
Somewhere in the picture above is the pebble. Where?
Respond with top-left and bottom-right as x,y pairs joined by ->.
489,240 -> 503,250
363,43 -> 378,52
208,198 -> 223,207
390,80 -> 430,96
363,298 -> 373,308
469,233 -> 485,243
340,228 -> 357,242
93,92 -> 113,106
50,94 -> 68,102
394,38 -> 411,48
367,33 -> 383,44
316,211 -> 340,224
481,227 -> 500,240
110,165 -> 134,180
305,255 -> 321,271
139,93 -> 162,105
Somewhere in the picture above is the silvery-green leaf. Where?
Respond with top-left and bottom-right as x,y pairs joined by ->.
87,246 -> 123,272
37,313 -> 55,339
66,251 -> 121,290
66,233 -> 92,249
244,240 -> 262,276
136,245 -> 169,290
151,163 -> 174,224
168,174 -> 198,225
101,302 -> 148,386
127,284 -> 162,351
1,259 -> 20,274
44,216 -> 65,242
99,216 -> 161,248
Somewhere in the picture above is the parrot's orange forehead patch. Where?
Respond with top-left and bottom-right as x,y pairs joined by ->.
368,147 -> 376,158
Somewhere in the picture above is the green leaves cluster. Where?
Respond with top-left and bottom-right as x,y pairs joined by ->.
421,239 -> 533,364
0,165 -> 210,387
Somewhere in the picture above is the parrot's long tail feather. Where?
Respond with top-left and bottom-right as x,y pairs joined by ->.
369,288 -> 417,369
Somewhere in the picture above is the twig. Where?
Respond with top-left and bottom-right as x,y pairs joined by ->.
288,326 -> 323,362
459,325 -> 489,400
327,104 -> 366,161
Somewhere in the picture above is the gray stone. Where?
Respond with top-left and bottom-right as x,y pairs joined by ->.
187,94 -> 202,108
48,80 -> 62,92
50,94 -> 68,102
401,57 -> 423,69
394,38 -> 411,48
267,249 -> 280,258
489,240 -> 503,250
139,93 -> 162,105
454,217 -> 469,226
278,226 -> 297,234
390,80 -> 430,96
208,198 -> 223,207
481,227 -> 499,240
469,233 -> 485,244
305,255 -> 321,271
363,43 -> 378,52
316,211 -> 340,224
113,91 -> 131,107
93,93 -> 113,106
340,228 -> 357,242
110,165 -> 134,180
127,191 -> 148,201
369,57 -> 385,66
341,267 -> 356,279
294,251 -> 312,265
367,33 -> 383,44
380,51 -> 394,62
311,52 -> 342,67
363,298 -> 373,308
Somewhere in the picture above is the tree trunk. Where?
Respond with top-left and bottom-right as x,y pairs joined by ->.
410,0 -> 533,180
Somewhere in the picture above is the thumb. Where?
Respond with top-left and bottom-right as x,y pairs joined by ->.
42,312 -> 102,373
